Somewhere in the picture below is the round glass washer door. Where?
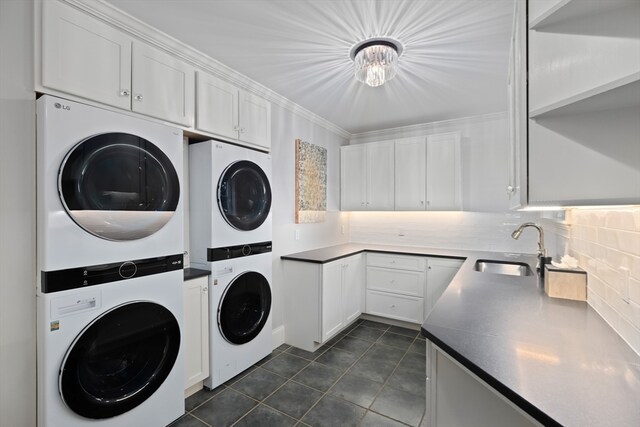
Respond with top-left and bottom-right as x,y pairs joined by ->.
59,133 -> 180,241
217,160 -> 271,231
218,271 -> 272,344
59,302 -> 180,419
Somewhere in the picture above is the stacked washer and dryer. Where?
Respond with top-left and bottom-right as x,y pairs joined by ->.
36,95 -> 185,426
189,141 -> 273,389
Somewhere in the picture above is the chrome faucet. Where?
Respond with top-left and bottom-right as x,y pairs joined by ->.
511,222 -> 547,270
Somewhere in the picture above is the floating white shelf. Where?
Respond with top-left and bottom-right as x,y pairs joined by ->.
529,0 -> 637,30
529,72 -> 640,118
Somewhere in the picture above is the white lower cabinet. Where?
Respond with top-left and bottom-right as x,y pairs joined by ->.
365,253 -> 426,323
183,276 -> 209,394
426,258 -> 464,316
284,252 -> 462,351
365,253 -> 463,324
366,290 -> 424,324
426,341 -> 541,427
283,254 -> 363,352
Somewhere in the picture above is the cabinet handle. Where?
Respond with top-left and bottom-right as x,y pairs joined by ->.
506,185 -> 515,195
361,202 -> 365,206
420,201 -> 424,205
391,304 -> 396,308
428,266 -> 432,270
134,94 -> 143,101
119,89 -> 130,97
202,286 -> 208,294
240,127 -> 246,134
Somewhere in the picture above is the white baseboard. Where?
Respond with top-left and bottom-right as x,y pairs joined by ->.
272,325 -> 285,349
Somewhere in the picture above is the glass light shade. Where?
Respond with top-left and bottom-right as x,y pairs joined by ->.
354,43 -> 398,87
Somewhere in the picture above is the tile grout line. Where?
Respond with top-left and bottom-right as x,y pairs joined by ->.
183,318 -> 425,427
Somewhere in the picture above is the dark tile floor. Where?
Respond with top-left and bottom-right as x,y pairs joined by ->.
172,318 -> 427,427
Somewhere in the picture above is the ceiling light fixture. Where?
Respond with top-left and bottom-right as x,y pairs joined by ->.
350,38 -> 403,88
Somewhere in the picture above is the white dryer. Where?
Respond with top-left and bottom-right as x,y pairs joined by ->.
37,95 -> 183,278
189,141 -> 272,268
205,243 -> 273,389
37,258 -> 184,427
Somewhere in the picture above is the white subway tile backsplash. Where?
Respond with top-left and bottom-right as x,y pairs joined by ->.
617,230 -> 640,255
630,277 -> 640,305
567,207 -> 640,355
348,211 -> 544,253
604,209 -> 640,232
605,248 -> 640,281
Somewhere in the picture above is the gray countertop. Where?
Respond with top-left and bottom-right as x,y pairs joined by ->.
281,243 -> 640,427
183,267 -> 210,281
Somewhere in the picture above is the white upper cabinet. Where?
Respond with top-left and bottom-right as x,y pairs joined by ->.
525,0 -> 640,206
393,134 -> 461,211
341,142 -> 394,211
395,137 -> 426,210
196,72 -> 271,150
341,145 -> 367,210
131,43 -> 195,126
507,0 -> 528,210
42,0 -> 132,110
196,72 -> 238,140
426,133 -> 462,211
239,90 -> 271,148
365,142 -> 395,210
41,0 -> 195,126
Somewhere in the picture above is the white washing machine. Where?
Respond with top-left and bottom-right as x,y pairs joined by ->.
205,244 -> 273,389
189,141 -> 272,268
37,95 -> 183,278
37,260 -> 184,427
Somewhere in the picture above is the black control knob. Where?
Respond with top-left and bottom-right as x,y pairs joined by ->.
119,261 -> 137,279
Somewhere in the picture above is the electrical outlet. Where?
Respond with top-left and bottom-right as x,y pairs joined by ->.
620,267 -> 630,303
294,229 -> 300,241
340,224 -> 345,235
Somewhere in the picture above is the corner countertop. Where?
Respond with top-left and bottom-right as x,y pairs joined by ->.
281,243 -> 640,427
183,267 -> 210,281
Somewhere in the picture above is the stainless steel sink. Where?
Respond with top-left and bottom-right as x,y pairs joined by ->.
474,260 -> 533,277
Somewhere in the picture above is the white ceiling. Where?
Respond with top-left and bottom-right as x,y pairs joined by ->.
106,0 -> 515,135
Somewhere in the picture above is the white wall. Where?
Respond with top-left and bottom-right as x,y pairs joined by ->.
0,0 -> 36,425
567,207 -> 640,355
270,104 -> 350,330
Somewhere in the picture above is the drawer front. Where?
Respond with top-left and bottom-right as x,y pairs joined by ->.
366,267 -> 425,297
366,290 -> 424,324
367,253 -> 427,271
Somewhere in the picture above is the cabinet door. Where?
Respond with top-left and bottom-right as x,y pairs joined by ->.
131,42 -> 195,126
183,277 -> 209,389
196,72 -> 239,140
426,258 -> 463,316
395,138 -> 426,210
366,142 -> 395,210
42,0 -> 132,110
341,145 -> 366,210
426,133 -> 461,211
239,90 -> 271,149
321,261 -> 344,341
508,0 -> 528,209
343,255 -> 363,324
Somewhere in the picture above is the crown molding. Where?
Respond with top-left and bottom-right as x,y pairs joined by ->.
62,0 -> 352,140
349,111 -> 507,144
